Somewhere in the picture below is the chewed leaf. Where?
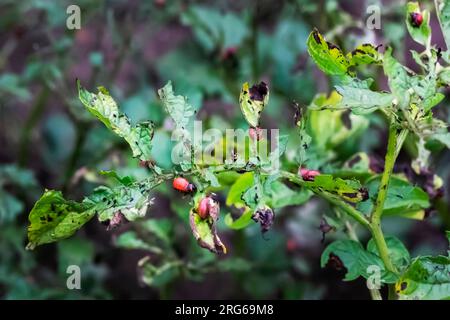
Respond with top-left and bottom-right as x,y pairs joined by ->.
85,174 -> 163,223
157,80 -> 196,130
27,175 -> 162,249
347,43 -> 381,66
383,47 -> 412,104
239,82 -> 269,127
226,172 -> 254,207
303,174 -> 368,203
77,80 -> 154,161
307,28 -> 349,76
189,208 -> 226,254
27,190 -> 95,250
396,256 -> 450,300
321,239 -> 398,283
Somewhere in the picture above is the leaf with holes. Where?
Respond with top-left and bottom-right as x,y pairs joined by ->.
26,190 -> 95,250
77,80 -> 154,161
395,256 -> 450,300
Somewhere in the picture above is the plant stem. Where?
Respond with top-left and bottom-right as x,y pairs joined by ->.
369,120 -> 398,275
370,288 -> 383,300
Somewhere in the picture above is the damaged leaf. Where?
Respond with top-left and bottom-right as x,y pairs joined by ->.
321,239 -> 398,283
395,255 -> 450,300
26,190 -> 95,250
157,80 -> 197,130
347,43 -> 381,66
303,174 -> 368,203
77,80 -> 154,161
307,29 -> 349,76
239,81 -> 269,128
189,206 -> 226,254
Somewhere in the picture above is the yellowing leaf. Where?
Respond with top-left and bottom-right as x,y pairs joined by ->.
307,29 -> 349,75
396,256 -> 450,300
347,43 -> 381,66
239,82 -> 269,127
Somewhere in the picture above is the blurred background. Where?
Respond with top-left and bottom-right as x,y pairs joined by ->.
0,0 -> 449,299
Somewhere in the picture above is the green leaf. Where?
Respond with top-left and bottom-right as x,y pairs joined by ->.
335,83 -> 394,115
115,231 -> 162,254
226,172 -> 254,207
406,2 -> 431,46
241,183 -> 262,209
262,134 -> 289,173
321,239 -> 398,283
439,69 -> 450,84
0,73 -> 30,100
140,218 -> 173,245
347,43 -> 381,66
157,80 -> 196,130
0,164 -> 38,189
422,92 -> 445,111
307,29 -> 349,75
203,167 -> 221,188
435,0 -> 450,49
99,170 -> 135,186
303,174 -> 368,203
357,176 -> 430,218
181,6 -> 249,52
26,190 -> 95,250
367,236 -> 411,271
224,208 -> 253,230
58,238 -> 94,276
77,80 -> 154,161
342,152 -> 372,174
308,91 -> 369,145
431,132 -> 450,148
383,47 -> 411,104
266,180 -> 312,208
0,191 -> 23,224
217,257 -> 252,272
138,257 -> 181,288
396,256 -> 450,299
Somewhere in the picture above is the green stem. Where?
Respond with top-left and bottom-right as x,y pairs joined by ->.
369,120 -> 398,275
370,288 -> 383,300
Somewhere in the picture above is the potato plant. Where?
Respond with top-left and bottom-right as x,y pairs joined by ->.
25,1 -> 450,300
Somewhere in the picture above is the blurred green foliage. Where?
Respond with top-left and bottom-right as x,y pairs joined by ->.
0,0 -> 449,299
